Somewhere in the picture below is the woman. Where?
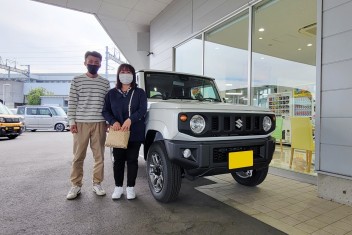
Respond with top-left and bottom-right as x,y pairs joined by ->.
102,63 -> 147,200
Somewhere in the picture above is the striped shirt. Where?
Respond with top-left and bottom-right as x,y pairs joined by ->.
67,73 -> 110,125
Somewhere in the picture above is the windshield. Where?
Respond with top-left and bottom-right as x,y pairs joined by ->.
0,103 -> 13,115
49,107 -> 67,116
145,72 -> 221,102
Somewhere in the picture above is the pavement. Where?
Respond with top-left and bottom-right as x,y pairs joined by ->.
2,131 -> 352,235
0,131 -> 284,235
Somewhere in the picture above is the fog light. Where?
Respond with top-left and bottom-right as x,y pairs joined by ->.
182,149 -> 192,159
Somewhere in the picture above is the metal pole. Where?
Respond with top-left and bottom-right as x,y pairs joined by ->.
105,46 -> 109,79
3,84 -> 10,105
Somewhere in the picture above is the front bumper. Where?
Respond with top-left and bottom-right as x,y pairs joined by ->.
163,136 -> 275,177
0,125 -> 22,137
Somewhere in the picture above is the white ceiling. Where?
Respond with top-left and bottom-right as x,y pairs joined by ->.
32,0 -> 173,69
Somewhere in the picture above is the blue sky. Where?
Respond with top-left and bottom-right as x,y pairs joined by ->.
0,0 -> 119,74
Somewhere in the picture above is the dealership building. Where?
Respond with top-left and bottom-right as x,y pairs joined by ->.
1,0 -> 351,206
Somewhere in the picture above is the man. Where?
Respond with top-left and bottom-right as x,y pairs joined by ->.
66,51 -> 110,200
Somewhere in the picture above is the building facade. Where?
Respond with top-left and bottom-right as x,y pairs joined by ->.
147,0 -> 352,206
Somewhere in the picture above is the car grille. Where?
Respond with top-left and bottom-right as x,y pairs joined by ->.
178,113 -> 275,137
4,118 -> 20,123
213,146 -> 261,163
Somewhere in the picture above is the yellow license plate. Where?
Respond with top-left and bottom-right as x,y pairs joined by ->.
14,127 -> 20,130
228,150 -> 253,169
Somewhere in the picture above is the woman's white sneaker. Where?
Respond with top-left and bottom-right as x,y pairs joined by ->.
126,187 -> 136,200
112,186 -> 124,200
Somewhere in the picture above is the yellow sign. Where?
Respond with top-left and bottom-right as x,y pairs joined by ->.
228,150 -> 253,169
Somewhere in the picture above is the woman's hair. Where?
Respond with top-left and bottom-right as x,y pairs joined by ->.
116,63 -> 137,89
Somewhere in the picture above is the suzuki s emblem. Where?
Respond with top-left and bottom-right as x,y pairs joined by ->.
235,119 -> 243,128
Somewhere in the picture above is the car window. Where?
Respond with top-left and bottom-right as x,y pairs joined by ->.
0,103 -> 12,115
50,107 -> 66,116
38,108 -> 51,116
27,108 -> 38,115
17,107 -> 25,115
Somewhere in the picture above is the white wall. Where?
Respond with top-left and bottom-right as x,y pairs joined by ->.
149,0 -> 249,71
320,0 -> 352,177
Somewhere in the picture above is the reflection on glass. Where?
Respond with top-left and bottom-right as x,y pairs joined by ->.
144,72 -> 221,102
175,35 -> 202,75
204,10 -> 249,104
252,0 -> 317,175
252,0 -> 316,112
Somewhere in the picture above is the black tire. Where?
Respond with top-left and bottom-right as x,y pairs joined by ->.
231,167 -> 269,186
31,129 -> 37,132
146,141 -> 182,202
8,135 -> 18,140
55,123 -> 65,132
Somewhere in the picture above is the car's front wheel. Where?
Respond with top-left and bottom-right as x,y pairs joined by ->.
146,141 -> 182,202
231,167 -> 269,186
8,135 -> 18,140
55,123 -> 65,132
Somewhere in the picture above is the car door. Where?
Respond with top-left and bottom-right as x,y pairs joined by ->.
25,107 -> 39,128
37,107 -> 53,129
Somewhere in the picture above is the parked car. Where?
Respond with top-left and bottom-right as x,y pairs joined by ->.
9,108 -> 26,131
0,103 -> 24,139
16,105 -> 69,132
136,70 -> 276,202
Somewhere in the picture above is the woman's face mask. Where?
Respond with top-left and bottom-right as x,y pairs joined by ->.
119,73 -> 133,84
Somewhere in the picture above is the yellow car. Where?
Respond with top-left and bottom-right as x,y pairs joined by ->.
0,103 -> 24,139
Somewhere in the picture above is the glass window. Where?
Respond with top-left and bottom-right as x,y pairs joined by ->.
175,35 -> 202,75
204,10 -> 249,104
251,0 -> 316,114
38,108 -> 51,115
144,72 -> 221,102
27,108 -> 37,115
50,107 -> 66,116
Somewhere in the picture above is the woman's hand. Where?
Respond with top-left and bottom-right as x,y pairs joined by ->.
121,118 -> 131,131
111,121 -> 121,131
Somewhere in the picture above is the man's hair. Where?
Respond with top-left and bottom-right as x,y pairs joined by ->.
84,51 -> 102,61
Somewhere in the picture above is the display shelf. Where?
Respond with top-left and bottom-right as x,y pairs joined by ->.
268,92 -> 292,117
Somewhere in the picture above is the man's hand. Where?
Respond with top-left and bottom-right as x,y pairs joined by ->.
70,124 -> 78,133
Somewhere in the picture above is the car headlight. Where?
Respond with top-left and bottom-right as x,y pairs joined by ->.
263,116 -> 272,132
0,117 -> 5,123
190,115 -> 205,134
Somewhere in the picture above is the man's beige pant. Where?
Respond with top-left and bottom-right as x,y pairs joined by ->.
70,122 -> 106,187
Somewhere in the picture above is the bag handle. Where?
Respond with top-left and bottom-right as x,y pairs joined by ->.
128,90 -> 135,117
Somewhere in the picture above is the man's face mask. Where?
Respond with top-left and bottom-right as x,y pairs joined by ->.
119,74 -> 133,84
87,64 -> 100,75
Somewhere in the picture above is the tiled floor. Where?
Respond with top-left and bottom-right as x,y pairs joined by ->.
196,173 -> 352,235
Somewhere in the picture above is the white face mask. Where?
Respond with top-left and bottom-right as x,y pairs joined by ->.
119,73 -> 133,84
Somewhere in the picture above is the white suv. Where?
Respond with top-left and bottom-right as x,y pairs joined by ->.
137,70 -> 276,202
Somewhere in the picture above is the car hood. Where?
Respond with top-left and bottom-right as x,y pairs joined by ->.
148,100 -> 272,113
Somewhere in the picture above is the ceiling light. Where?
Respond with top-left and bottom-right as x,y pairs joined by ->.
259,37 -> 263,40
225,84 -> 233,86
307,43 -> 313,47
258,28 -> 265,32
297,48 -> 302,51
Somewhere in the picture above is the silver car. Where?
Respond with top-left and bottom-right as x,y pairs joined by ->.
17,106 -> 69,132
